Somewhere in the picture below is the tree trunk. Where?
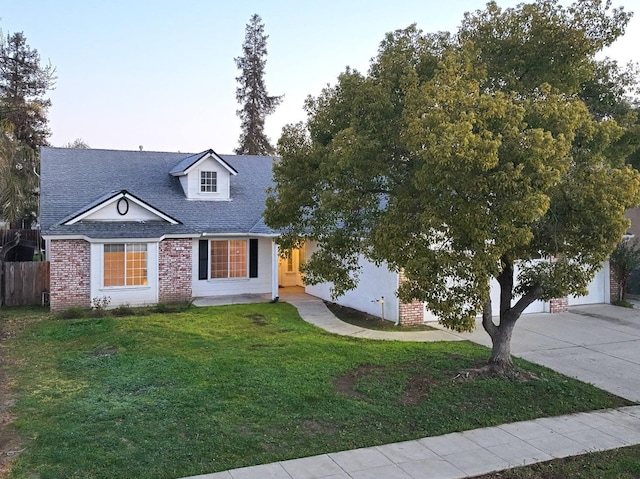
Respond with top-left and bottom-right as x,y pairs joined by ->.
487,317 -> 517,370
481,256 -> 542,372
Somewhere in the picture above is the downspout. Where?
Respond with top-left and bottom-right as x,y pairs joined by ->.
271,240 -> 279,301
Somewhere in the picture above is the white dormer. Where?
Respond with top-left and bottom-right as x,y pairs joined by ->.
169,149 -> 238,201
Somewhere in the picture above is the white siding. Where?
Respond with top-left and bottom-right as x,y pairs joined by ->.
304,242 -> 400,322
90,241 -> 159,307
191,237 -> 273,297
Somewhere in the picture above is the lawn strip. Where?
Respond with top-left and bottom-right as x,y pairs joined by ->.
471,444 -> 640,478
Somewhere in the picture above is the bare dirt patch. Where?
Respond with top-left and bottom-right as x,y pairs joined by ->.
299,420 -> 338,436
334,364 -> 436,405
244,313 -> 268,326
398,373 -> 437,406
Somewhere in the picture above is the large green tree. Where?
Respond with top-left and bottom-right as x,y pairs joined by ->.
265,0 -> 640,370
234,14 -> 283,155
0,31 -> 55,225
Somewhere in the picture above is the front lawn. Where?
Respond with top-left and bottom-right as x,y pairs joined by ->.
0,303 -> 632,479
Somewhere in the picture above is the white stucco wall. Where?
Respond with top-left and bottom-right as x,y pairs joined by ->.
90,241 -> 159,307
304,242 -> 400,322
191,237 -> 273,297
184,157 -> 232,201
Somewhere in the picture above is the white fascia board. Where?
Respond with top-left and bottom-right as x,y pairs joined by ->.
42,234 -> 200,243
200,232 -> 278,238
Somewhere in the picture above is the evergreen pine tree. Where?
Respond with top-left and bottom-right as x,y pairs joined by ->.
234,14 -> 282,155
0,31 -> 55,225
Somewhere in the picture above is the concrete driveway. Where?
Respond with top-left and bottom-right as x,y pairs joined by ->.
454,304 -> 640,402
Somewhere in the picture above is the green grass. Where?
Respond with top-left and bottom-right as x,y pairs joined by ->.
1,303 -> 633,479
472,445 -> 640,478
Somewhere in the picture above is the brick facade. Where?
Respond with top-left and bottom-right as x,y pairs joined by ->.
158,238 -> 192,303
49,239 -> 91,311
549,297 -> 569,313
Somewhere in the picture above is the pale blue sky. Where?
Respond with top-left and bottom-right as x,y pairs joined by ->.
2,0 -> 639,154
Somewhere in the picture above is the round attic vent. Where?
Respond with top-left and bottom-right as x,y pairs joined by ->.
117,197 -> 129,216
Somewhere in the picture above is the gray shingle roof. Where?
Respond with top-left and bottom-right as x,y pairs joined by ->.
40,147 -> 277,239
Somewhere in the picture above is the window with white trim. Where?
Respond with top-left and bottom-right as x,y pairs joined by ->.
210,240 -> 247,278
200,171 -> 217,193
103,243 -> 148,287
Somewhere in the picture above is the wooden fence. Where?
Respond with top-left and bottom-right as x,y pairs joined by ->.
0,261 -> 50,307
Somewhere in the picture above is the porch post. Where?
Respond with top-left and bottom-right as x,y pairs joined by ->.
272,240 -> 279,300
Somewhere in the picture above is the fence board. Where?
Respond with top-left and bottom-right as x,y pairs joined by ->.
1,261 -> 50,307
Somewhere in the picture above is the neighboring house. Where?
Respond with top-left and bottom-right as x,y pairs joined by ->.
40,147 -> 612,323
625,207 -> 640,238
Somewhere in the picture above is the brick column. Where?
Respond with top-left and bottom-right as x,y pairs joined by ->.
549,297 -> 569,313
609,267 -> 621,303
397,271 -> 425,325
158,238 -> 192,303
49,239 -> 91,311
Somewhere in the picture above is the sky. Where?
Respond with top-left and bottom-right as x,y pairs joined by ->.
1,0 -> 640,155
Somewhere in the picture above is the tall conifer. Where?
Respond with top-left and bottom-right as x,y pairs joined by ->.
234,14 -> 282,155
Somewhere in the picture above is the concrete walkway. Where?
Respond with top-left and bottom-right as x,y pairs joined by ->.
183,293 -> 640,479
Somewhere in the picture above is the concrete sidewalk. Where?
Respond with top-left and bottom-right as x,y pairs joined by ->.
183,293 -> 640,479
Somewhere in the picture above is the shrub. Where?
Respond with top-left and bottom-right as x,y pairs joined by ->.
112,304 -> 135,317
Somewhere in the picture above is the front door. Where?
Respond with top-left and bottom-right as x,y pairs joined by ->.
278,246 -> 305,287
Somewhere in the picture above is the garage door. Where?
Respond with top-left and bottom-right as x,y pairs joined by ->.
569,262 -> 608,305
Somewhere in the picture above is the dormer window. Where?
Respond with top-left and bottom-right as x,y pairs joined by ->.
170,150 -> 237,201
200,171 -> 217,193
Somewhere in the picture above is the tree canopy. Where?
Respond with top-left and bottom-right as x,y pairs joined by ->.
265,0 -> 640,369
0,31 -> 55,225
234,14 -> 283,156
62,138 -> 90,149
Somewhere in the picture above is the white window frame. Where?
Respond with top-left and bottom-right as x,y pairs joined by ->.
102,243 -> 148,288
200,171 -> 217,193
209,239 -> 248,279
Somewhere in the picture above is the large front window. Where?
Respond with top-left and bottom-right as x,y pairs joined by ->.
210,240 -> 247,278
104,243 -> 148,287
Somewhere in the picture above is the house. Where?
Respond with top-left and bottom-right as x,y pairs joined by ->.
40,147 -> 286,311
40,146 -> 612,323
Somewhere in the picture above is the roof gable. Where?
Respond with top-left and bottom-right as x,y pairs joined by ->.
63,190 -> 180,225
169,149 -> 238,177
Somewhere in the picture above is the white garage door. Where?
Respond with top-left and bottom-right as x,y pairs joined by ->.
569,262 -> 608,305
